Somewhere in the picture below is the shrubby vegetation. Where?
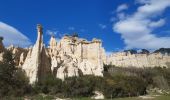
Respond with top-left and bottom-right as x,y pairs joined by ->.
33,67 -> 148,99
105,64 -> 170,95
1,51 -> 170,99
0,51 -> 31,98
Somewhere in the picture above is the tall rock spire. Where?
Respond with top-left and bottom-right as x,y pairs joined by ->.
49,35 -> 57,49
0,36 -> 4,53
36,24 -> 43,45
22,24 -> 51,84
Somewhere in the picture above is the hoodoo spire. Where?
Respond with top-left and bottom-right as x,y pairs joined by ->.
36,24 -> 43,45
49,35 -> 57,49
22,24 -> 51,84
0,36 -> 4,53
37,24 -> 43,35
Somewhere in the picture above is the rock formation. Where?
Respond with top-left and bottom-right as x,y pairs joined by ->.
0,36 -> 4,53
22,24 -> 51,84
7,45 -> 28,67
1,24 -> 170,84
49,35 -> 104,80
0,37 -> 4,61
20,24 -> 104,83
107,51 -> 170,67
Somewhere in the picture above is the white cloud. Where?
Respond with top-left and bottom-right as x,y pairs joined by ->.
116,4 -> 128,12
80,29 -> 85,33
46,30 -> 59,36
113,0 -> 170,49
0,21 -> 31,47
46,30 -> 61,43
110,17 -> 117,22
68,27 -> 75,31
99,24 -> 107,29
117,13 -> 126,20
149,19 -> 165,28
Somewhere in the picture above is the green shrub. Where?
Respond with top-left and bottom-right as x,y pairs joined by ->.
62,76 -> 96,97
102,74 -> 147,98
33,74 -> 62,95
0,51 -> 30,97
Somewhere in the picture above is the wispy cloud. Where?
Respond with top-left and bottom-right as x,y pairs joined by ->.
110,17 -> 117,22
46,30 -> 61,43
0,21 -> 31,47
113,0 -> 170,49
68,27 -> 75,31
46,30 -> 59,36
99,24 -> 107,29
80,29 -> 85,33
116,4 -> 128,12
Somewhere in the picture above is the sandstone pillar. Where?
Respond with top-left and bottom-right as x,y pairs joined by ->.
0,37 -> 4,53
22,24 -> 51,84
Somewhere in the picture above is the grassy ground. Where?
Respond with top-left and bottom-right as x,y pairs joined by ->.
2,95 -> 170,100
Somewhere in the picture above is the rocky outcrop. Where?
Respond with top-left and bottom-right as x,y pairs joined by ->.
0,25 -> 105,83
7,45 -> 28,67
0,37 -> 5,61
49,36 -> 104,80
1,24 -> 170,84
91,91 -> 104,99
22,24 -> 51,84
107,51 -> 170,67
19,24 -> 104,83
0,37 -> 4,53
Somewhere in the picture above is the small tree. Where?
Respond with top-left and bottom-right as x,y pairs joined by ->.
0,51 -> 30,97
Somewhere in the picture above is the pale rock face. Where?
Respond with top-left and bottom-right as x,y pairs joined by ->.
22,24 -> 51,84
1,24 -> 105,83
0,52 -> 3,62
49,36 -> 105,80
91,91 -> 105,99
49,36 -> 57,49
107,52 -> 170,68
0,37 -> 4,53
0,37 -> 4,61
19,53 -> 25,66
7,45 -> 28,67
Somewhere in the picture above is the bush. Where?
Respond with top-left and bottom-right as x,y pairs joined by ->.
62,76 -> 98,97
33,74 -> 62,95
0,51 -> 30,97
102,74 -> 147,98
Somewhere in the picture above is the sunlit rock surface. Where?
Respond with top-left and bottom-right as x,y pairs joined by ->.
22,24 -> 51,84
20,24 -> 105,83
0,37 -> 5,61
107,51 -> 170,67
49,35 -> 104,80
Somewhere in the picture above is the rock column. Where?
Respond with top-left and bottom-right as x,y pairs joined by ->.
22,24 -> 51,84
0,37 -> 4,53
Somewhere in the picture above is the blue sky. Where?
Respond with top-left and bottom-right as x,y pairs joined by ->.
0,0 -> 170,53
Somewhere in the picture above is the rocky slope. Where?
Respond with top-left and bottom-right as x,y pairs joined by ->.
107,51 -> 170,67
